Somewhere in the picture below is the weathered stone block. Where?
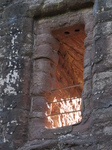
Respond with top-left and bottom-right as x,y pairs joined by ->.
84,33 -> 93,47
103,126 -> 112,135
85,20 -> 95,34
31,96 -> 47,112
94,21 -> 112,37
33,59 -> 56,77
84,45 -> 94,61
36,34 -> 59,51
94,0 -> 112,15
95,35 -> 112,55
20,43 -> 33,57
17,17 -> 33,33
91,94 -> 112,110
3,95 -> 30,111
93,71 -> 112,91
83,79 -> 92,96
29,117 -> 73,140
95,9 -> 112,24
28,0 -> 94,18
3,3 -> 29,19
34,23 -> 50,35
31,71 -> 55,95
28,118 -> 47,140
83,97 -> 91,112
84,58 -> 91,68
83,66 -> 92,81
93,53 -> 112,74
92,106 -> 112,124
13,124 -> 28,148
33,44 -> 59,64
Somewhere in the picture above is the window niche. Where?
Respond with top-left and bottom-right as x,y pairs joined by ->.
45,25 -> 86,128
30,9 -> 94,140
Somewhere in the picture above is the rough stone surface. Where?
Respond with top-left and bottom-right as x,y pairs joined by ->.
1,0 -> 112,150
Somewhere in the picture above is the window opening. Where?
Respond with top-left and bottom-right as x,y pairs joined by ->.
45,25 -> 86,129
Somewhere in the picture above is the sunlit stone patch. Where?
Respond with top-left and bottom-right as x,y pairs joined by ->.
45,97 -> 82,128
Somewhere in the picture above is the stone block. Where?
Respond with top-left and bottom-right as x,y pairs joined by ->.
93,71 -> 112,91
3,95 -> 30,111
31,71 -> 55,95
83,79 -> 92,96
28,118 -> 48,140
92,106 -> 112,124
95,35 -> 112,54
105,35 -> 112,53
33,44 -> 59,64
29,117 -> 73,140
95,9 -> 112,24
5,109 -> 29,146
84,58 -> 91,68
84,33 -> 93,47
84,45 -> 94,61
33,59 -> 56,77
83,97 -> 91,112
3,3 -> 29,19
85,20 -> 95,35
83,66 -> 92,81
93,53 -> 112,74
14,109 -> 29,124
31,96 -> 47,112
1,57 -> 31,96
18,17 -> 33,33
94,0 -> 112,15
20,43 -> 33,57
94,21 -> 112,37
103,126 -> 112,135
91,93 -> 112,110
2,57 -> 24,70
35,23 -> 51,35
36,34 -> 59,51
28,0 -> 93,18
92,36 -> 112,71
18,33 -> 33,45
66,0 -> 94,11
13,124 -> 28,147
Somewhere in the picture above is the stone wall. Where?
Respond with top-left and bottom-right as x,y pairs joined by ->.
0,0 -> 33,149
0,0 -> 112,150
